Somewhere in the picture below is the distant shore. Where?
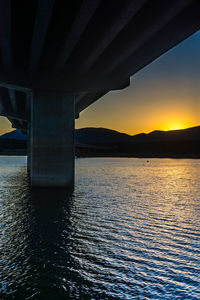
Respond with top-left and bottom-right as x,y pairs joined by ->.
1,152 -> 199,159
0,151 -> 26,156
77,153 -> 200,159
111,153 -> 200,159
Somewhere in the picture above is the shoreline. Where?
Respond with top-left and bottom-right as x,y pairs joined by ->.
0,153 -> 199,159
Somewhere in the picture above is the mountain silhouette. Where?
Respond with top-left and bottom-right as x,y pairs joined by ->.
75,127 -> 133,143
75,126 -> 200,143
1,126 -> 200,143
0,126 -> 199,157
0,129 -> 27,141
131,126 -> 200,142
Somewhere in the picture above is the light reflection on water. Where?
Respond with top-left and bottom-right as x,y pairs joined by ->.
0,157 -> 200,299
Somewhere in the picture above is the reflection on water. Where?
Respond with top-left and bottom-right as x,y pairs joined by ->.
0,157 -> 200,299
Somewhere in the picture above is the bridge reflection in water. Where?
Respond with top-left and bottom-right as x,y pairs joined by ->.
0,168 -> 76,298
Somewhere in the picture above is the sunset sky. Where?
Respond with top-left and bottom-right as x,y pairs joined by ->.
76,30 -> 200,135
0,31 -> 199,136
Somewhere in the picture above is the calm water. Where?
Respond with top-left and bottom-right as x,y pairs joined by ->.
0,157 -> 200,299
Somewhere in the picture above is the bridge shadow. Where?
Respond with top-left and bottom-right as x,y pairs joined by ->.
29,186 -> 74,241
0,168 -> 90,299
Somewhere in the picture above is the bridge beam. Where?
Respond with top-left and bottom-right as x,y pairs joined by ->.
29,91 -> 75,188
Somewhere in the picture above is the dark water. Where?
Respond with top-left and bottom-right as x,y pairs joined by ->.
0,157 -> 200,299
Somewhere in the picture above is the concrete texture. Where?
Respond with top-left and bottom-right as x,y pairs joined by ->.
29,91 -> 74,187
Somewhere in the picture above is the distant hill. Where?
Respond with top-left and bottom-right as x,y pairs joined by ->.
0,126 -> 199,157
0,129 -> 27,155
75,127 -> 133,143
75,126 -> 200,143
0,128 -> 132,143
131,126 -> 200,142
0,129 -> 27,141
1,126 -> 200,144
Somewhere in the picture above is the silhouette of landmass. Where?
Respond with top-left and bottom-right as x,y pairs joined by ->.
75,126 -> 200,158
0,129 -> 27,141
0,130 -> 27,155
0,126 -> 199,157
75,127 -> 132,143
75,126 -> 200,143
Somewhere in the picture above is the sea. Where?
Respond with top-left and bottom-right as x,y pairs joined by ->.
0,156 -> 200,299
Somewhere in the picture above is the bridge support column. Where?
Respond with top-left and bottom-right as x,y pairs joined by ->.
27,122 -> 31,173
29,91 -> 75,188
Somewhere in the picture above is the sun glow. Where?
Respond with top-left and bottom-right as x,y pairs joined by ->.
166,123 -> 187,131
153,113 -> 197,133
158,120 -> 195,132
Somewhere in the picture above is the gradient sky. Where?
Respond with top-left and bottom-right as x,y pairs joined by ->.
0,31 -> 199,135
76,30 -> 200,135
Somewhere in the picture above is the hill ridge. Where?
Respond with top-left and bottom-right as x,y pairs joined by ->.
0,125 -> 199,144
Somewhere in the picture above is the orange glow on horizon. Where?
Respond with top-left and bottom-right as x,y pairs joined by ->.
165,124 -> 188,131
147,114 -> 198,134
128,122 -> 198,135
152,120 -> 196,133
76,83 -> 199,136
75,31 -> 200,136
76,118 -> 198,136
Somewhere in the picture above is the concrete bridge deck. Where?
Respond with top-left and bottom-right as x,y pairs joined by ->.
0,0 -> 199,188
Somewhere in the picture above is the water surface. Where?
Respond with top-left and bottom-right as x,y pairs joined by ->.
0,157 -> 200,299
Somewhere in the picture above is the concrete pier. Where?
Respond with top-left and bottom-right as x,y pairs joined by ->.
27,122 -> 31,174
29,91 -> 75,188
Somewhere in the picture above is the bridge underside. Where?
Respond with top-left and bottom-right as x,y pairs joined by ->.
0,0 -> 199,188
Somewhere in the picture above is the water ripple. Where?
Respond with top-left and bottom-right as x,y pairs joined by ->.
0,157 -> 200,299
